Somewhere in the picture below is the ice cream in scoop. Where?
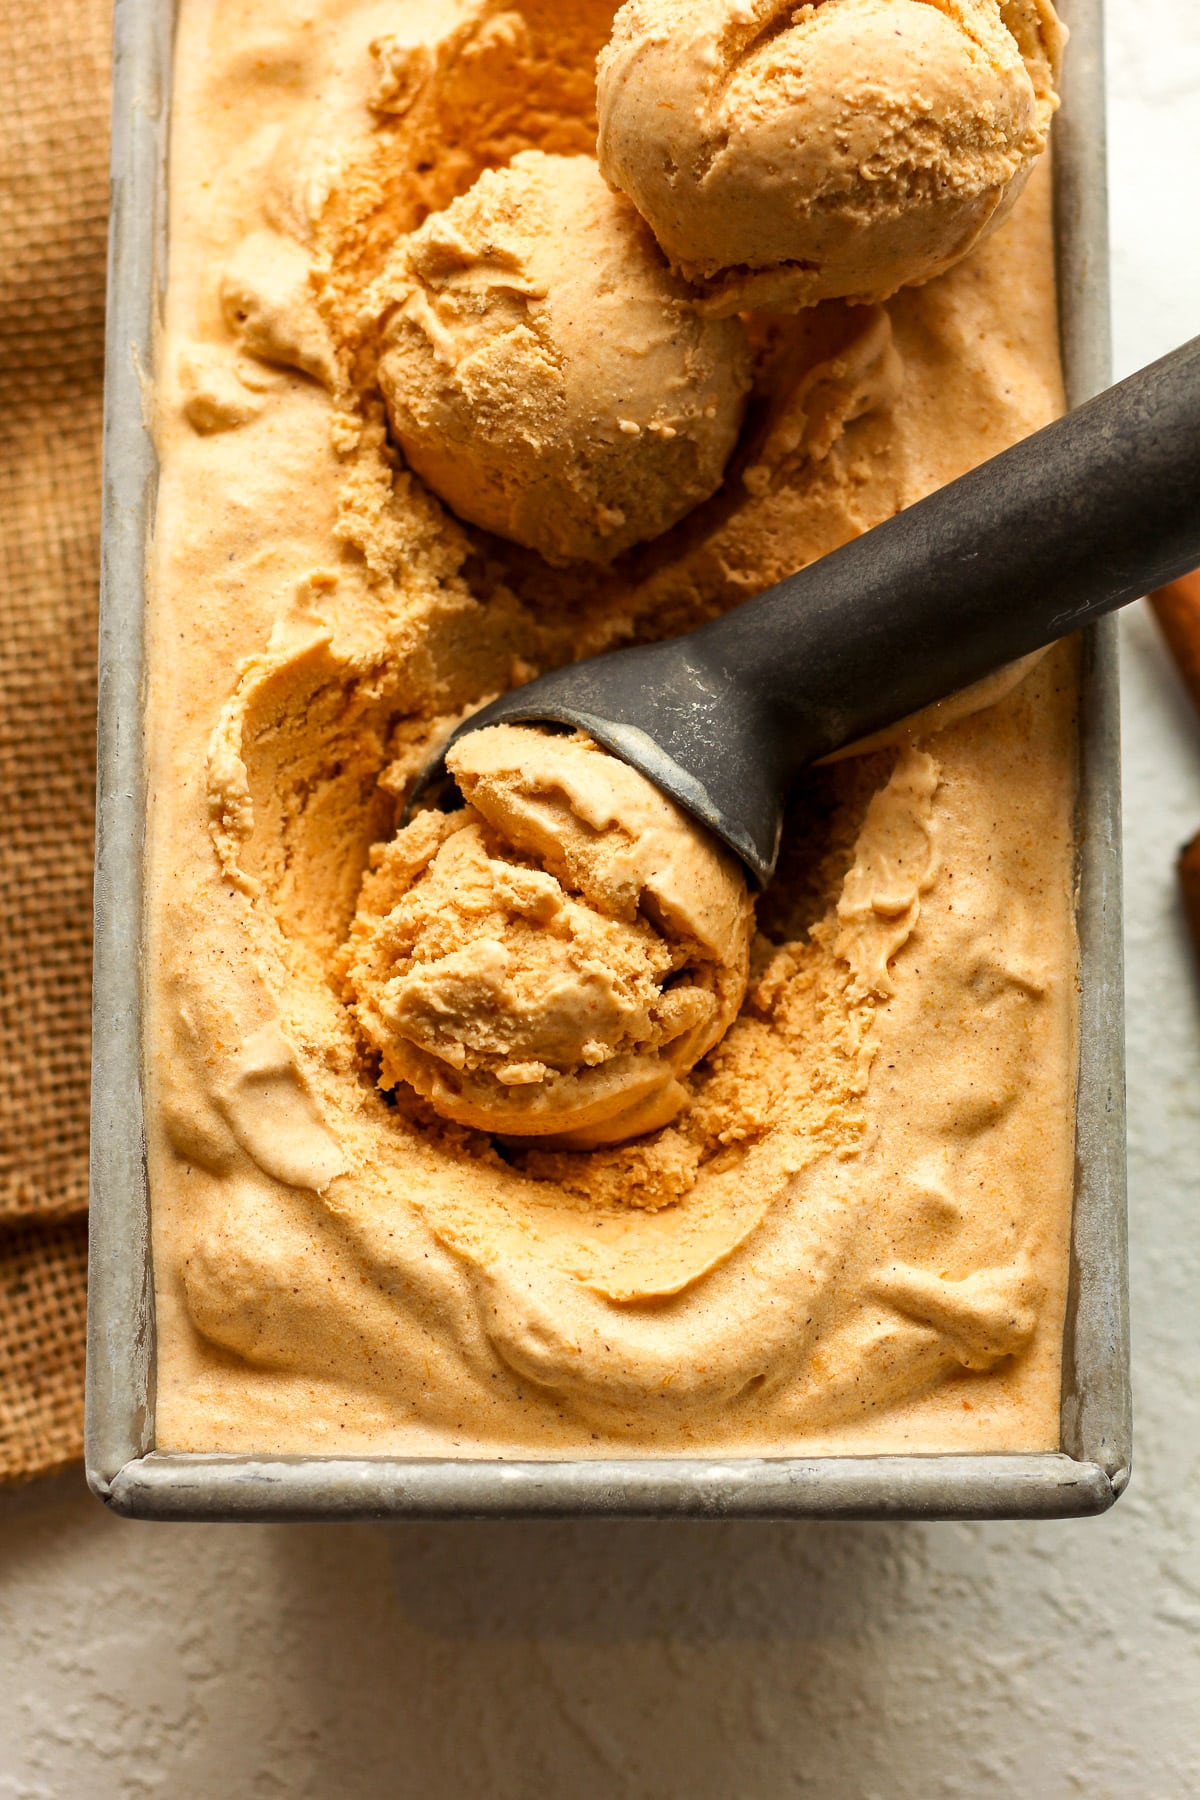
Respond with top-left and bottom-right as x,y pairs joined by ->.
341,726 -> 753,1148
596,0 -> 1065,314
376,150 -> 751,564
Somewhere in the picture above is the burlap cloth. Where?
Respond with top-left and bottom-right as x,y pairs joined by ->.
0,0 -> 112,1481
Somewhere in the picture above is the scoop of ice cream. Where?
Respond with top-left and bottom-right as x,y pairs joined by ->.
376,150 -> 751,564
342,727 -> 753,1147
596,0 -> 1065,313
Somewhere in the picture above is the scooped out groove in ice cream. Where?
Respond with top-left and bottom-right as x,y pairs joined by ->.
341,726 -> 754,1148
376,150 -> 752,565
596,0 -> 1065,314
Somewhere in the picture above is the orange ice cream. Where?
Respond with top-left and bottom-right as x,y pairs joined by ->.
597,0 -> 1065,312
145,0 -> 1077,1461
341,726 -> 752,1147
377,152 -> 751,563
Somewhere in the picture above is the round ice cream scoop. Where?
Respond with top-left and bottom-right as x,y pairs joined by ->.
416,336 -> 1200,886
596,0 -> 1064,313
345,727 -> 752,1147
377,151 -> 751,565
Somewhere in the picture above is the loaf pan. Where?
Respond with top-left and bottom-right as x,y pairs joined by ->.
86,0 -> 1128,1521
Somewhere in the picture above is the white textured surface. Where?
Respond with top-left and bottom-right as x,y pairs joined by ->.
3,6 -> 1200,1792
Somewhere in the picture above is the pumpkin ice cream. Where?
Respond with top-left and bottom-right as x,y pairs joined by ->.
342,725 -> 752,1146
597,0 -> 1065,313
146,0 -> 1078,1459
376,151 -> 751,563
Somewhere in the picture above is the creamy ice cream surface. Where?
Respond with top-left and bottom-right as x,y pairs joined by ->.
147,0 -> 1078,1459
377,152 -> 750,563
597,0 -> 1065,312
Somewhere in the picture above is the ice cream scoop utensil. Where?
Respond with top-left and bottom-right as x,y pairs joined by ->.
418,335 -> 1200,885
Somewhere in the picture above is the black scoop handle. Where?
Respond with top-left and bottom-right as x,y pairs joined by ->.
432,336 -> 1200,883
697,332 -> 1200,773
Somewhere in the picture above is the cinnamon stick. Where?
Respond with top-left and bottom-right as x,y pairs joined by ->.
1180,831 -> 1200,955
1150,572 -> 1200,954
1150,570 -> 1200,718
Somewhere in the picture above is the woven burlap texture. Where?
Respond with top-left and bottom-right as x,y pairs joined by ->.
0,0 -> 111,1480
